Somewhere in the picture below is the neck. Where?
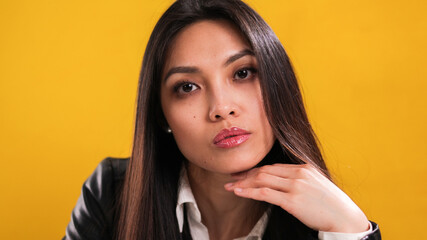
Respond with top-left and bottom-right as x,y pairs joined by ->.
186,163 -> 266,240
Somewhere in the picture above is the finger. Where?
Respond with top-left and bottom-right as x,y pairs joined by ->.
232,163 -> 315,181
226,172 -> 294,192
233,187 -> 291,211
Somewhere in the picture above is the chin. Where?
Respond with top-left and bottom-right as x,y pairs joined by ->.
215,156 -> 263,174
221,145 -> 278,174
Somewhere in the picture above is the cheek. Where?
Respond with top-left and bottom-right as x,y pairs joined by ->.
247,84 -> 275,143
161,88 -> 201,127
166,101 -> 201,128
163,100 -> 206,149
166,104 -> 210,167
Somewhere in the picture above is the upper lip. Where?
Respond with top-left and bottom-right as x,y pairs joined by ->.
213,127 -> 250,144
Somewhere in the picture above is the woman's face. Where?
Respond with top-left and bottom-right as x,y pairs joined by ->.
160,20 -> 275,174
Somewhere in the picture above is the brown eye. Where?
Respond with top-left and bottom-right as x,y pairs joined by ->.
234,68 -> 257,80
173,81 -> 199,95
182,83 -> 195,92
236,69 -> 248,79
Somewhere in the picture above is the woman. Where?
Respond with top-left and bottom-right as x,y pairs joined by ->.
64,0 -> 381,239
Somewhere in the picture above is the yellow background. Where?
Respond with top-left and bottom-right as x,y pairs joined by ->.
0,0 -> 425,239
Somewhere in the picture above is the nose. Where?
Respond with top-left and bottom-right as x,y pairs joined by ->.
208,89 -> 239,121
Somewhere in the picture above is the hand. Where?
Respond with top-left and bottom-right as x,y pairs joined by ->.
224,163 -> 370,233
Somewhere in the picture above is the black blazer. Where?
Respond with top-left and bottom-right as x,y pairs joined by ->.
63,158 -> 381,240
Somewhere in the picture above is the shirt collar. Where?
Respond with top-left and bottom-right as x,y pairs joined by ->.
176,166 -> 202,232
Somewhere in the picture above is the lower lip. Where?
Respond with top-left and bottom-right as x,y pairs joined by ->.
214,134 -> 250,148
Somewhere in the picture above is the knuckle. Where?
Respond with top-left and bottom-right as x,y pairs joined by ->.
296,167 -> 310,178
259,187 -> 271,197
295,167 -> 304,176
288,178 -> 297,186
255,172 -> 268,182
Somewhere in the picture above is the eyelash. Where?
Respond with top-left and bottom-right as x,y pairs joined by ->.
172,67 -> 258,95
233,67 -> 257,81
173,80 -> 198,94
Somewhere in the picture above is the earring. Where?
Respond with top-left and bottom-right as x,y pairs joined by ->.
167,127 -> 172,133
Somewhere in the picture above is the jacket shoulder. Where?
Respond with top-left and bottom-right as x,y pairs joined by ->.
80,157 -> 129,209
98,157 -> 129,183
63,157 -> 129,240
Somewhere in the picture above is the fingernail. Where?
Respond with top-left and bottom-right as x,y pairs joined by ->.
234,188 -> 243,193
224,183 -> 234,188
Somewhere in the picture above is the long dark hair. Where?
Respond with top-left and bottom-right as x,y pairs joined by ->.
117,0 -> 330,239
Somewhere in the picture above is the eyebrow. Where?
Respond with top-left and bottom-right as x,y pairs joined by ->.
224,49 -> 255,67
163,66 -> 199,83
163,49 -> 255,83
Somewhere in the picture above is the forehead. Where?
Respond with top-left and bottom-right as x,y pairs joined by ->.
163,20 -> 251,70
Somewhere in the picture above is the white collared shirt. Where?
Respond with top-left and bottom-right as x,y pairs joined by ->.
176,167 -> 373,240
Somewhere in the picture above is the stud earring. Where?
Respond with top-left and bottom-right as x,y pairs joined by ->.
167,127 -> 172,133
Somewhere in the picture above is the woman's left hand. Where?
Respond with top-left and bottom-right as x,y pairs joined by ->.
224,163 -> 370,233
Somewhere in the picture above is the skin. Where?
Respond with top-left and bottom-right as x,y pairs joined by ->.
160,20 -> 370,239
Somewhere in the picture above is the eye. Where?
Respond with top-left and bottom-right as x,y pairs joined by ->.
173,81 -> 199,95
233,67 -> 257,80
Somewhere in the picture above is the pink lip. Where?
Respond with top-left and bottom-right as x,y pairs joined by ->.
213,127 -> 251,148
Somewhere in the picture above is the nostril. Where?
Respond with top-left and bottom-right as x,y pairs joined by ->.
213,111 -> 235,119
